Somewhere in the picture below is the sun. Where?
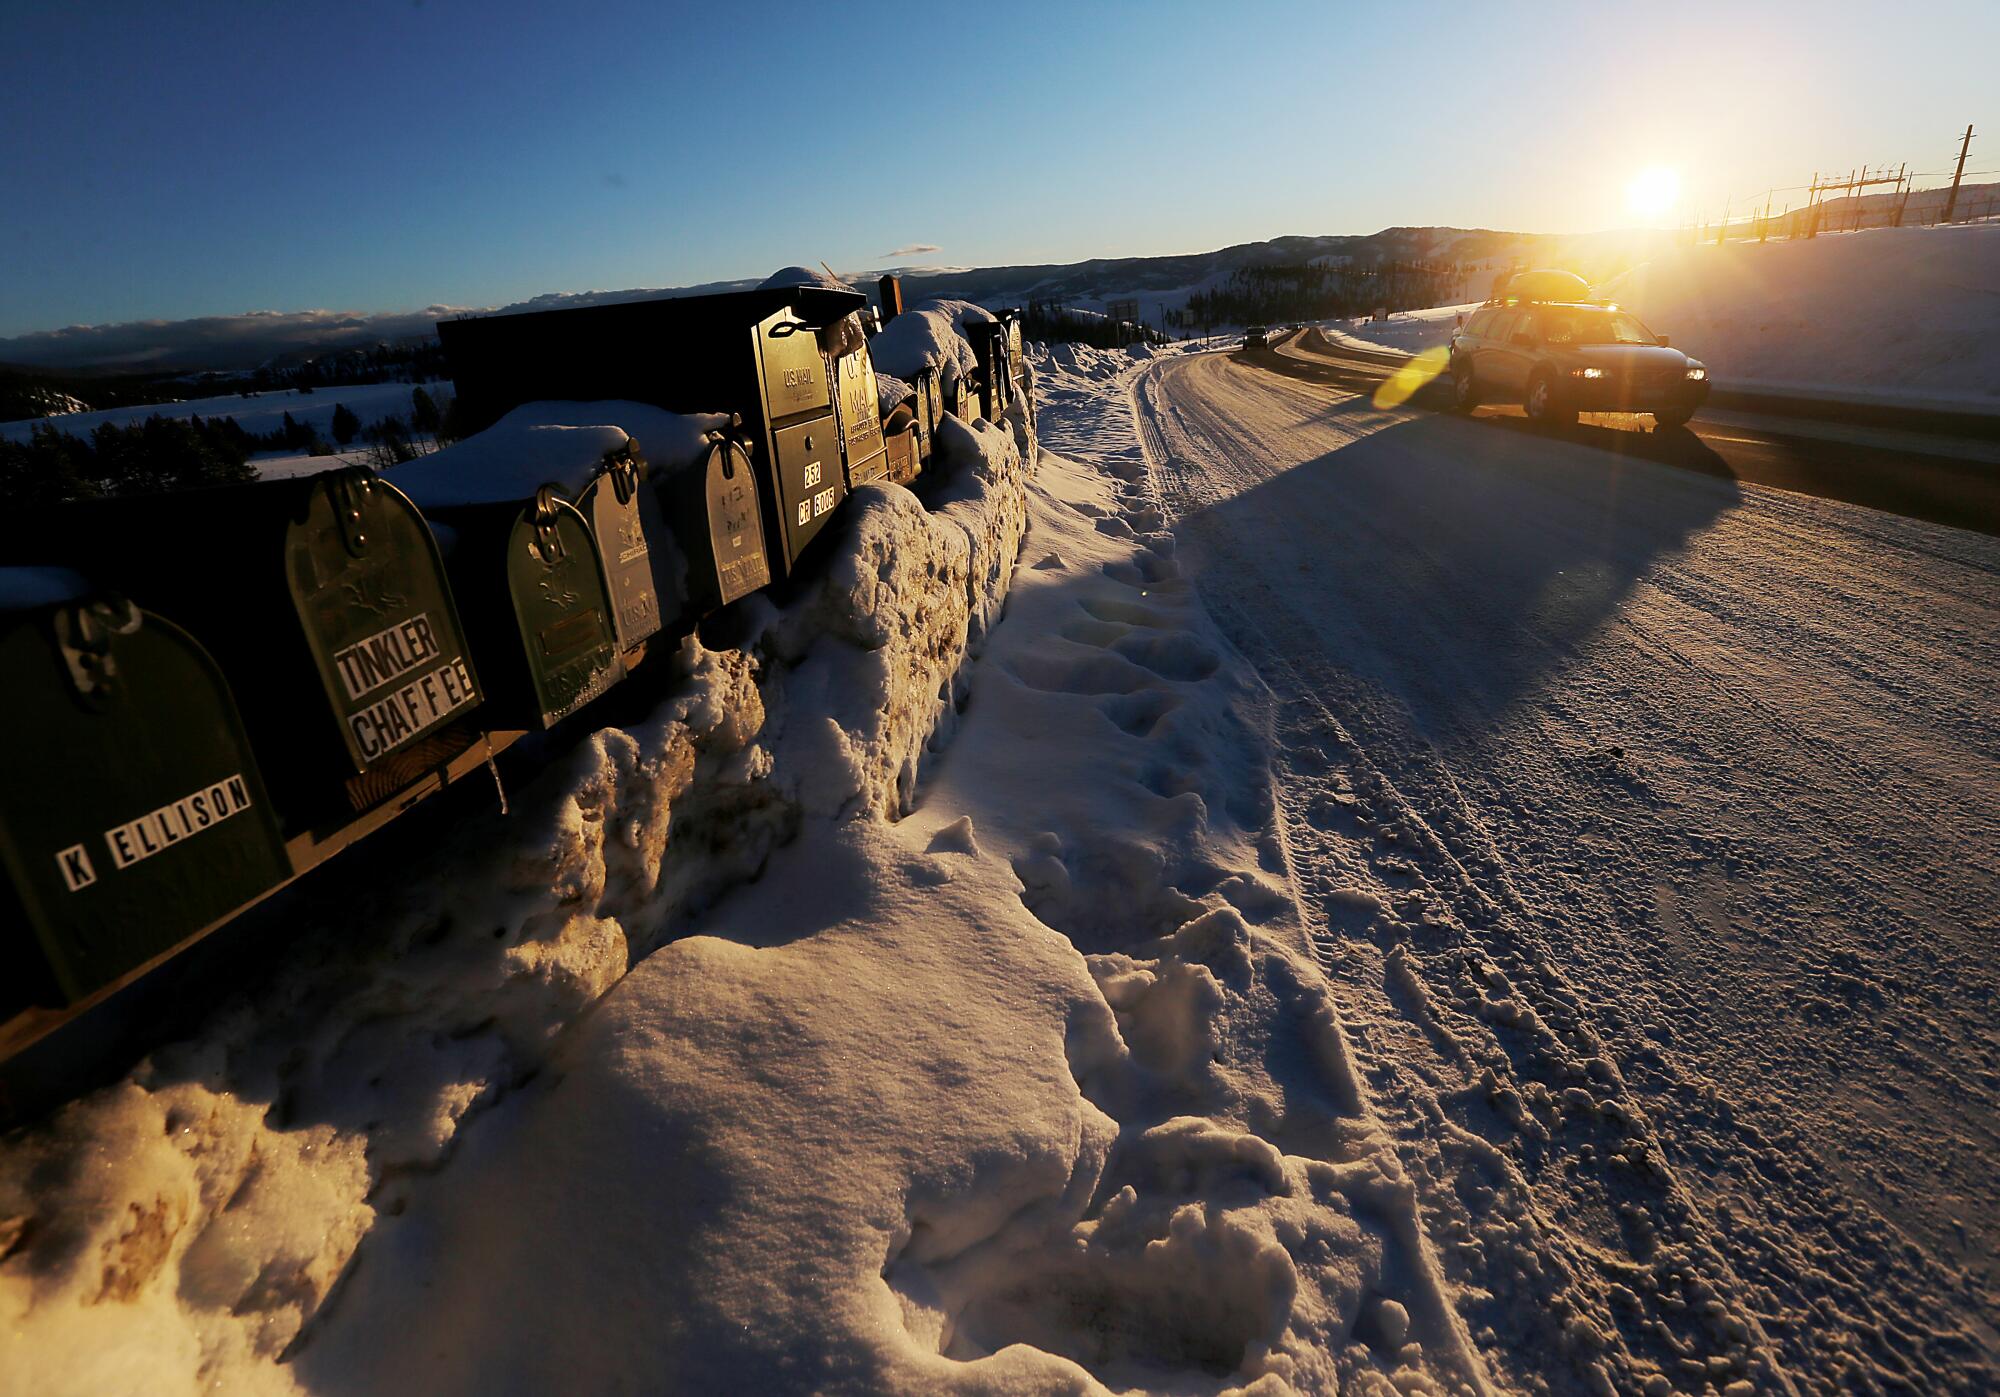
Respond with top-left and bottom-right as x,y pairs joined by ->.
1626,166 -> 1681,222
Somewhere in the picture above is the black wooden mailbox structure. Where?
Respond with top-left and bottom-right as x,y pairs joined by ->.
439,284 -> 869,580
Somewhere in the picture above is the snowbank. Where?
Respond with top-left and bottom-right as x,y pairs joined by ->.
1604,222 -> 2000,406
387,400 -> 725,505
0,406 -> 1033,1396
1312,304 -> 1477,358
869,299 -> 993,389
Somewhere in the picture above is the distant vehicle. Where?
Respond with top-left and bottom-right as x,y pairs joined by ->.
1244,326 -> 1268,348
1448,295 -> 1709,428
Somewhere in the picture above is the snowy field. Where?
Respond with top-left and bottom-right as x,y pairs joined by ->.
0,381 -> 420,443
1324,222 -> 2000,410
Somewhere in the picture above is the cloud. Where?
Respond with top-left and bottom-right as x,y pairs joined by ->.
880,243 -> 942,260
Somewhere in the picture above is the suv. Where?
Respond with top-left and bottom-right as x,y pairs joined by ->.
1448,300 -> 1709,428
1244,326 -> 1268,348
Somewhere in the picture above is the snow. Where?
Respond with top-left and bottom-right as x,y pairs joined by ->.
6,266 -> 1992,1394
386,401 -> 720,507
0,382 -> 419,442
870,299 -> 992,388
0,566 -> 91,611
1134,344 -> 2000,1393
1324,224 -> 2000,411
1603,222 -> 2000,407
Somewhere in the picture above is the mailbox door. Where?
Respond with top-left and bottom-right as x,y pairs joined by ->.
914,372 -> 936,461
703,440 -> 773,605
768,414 -> 844,568
505,497 -> 627,728
576,459 -> 663,652
834,343 -> 888,487
885,427 -> 920,485
754,309 -> 832,419
0,603 -> 290,1006
287,471 -> 482,774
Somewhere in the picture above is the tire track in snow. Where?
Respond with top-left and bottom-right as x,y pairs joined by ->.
1131,351 -> 2000,1395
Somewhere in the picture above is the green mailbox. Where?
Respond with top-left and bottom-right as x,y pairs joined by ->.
0,571 -> 291,1014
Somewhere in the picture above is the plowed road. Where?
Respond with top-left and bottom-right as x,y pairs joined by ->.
1135,346 -> 2000,1390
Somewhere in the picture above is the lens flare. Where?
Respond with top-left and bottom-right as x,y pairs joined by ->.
1626,166 -> 1680,222
1372,345 -> 1451,410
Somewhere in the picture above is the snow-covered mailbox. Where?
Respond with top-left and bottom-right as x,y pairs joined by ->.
16,470 -> 485,834
0,571 -> 291,1024
391,439 -> 628,732
438,280 -> 868,581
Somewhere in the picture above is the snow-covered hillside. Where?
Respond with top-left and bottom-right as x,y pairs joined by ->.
1326,224 -> 2000,410
1604,222 -> 2000,406
0,381 -> 420,443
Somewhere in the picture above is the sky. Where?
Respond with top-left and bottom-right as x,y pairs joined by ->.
2,0 -> 1995,339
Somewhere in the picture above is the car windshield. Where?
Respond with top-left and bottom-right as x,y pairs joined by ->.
1539,310 -> 1658,346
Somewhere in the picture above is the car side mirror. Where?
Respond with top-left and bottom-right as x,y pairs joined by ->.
1510,331 -> 1534,347
1657,334 -> 1670,347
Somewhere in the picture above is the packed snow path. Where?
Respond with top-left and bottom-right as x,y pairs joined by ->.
1134,350 -> 2000,1394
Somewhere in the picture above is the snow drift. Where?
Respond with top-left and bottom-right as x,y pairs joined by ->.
0,392 -> 1034,1394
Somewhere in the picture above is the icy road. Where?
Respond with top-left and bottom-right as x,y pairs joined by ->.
1134,349 -> 2000,1390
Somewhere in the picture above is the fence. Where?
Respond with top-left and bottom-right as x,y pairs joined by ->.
1687,125 -> 1997,246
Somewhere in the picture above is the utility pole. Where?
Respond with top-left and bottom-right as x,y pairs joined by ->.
1942,124 -> 1975,224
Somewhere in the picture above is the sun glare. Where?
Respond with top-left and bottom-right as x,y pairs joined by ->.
1626,166 -> 1681,223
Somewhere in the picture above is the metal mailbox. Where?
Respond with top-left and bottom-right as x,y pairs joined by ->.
569,444 -> 664,653
913,365 -> 940,461
972,322 -> 1011,420
395,474 -> 627,732
439,284 -> 869,580
884,423 -> 921,486
652,433 -> 772,622
20,470 -> 484,831
828,314 -> 889,488
1,572 -> 291,1012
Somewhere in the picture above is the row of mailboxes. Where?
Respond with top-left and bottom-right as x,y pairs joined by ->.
1,573 -> 294,1018
3,288 -> 1037,1042
439,285 -> 870,582
17,471 -> 489,833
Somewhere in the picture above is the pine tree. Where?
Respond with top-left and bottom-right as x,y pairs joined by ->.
410,386 -> 439,435
331,402 -> 360,446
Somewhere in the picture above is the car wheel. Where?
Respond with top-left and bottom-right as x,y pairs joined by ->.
1451,364 -> 1479,413
1653,407 -> 1694,429
1525,372 -> 1574,428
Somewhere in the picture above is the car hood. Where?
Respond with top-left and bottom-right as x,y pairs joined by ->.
1555,344 -> 1689,372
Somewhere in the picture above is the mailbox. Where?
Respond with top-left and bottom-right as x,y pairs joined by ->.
884,424 -> 921,486
653,433 -> 771,622
943,369 -> 975,424
972,322 -> 1011,419
568,445 -> 663,653
439,284 -> 869,579
913,365 -> 940,462
1,571 -> 291,1012
20,471 -> 484,832
828,314 -> 889,488
392,451 -> 628,731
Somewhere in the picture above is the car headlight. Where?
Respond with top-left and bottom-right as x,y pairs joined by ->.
1685,366 -> 1708,381
1570,367 -> 1605,379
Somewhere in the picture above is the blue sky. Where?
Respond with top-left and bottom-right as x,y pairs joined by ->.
2,0 -> 1993,337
